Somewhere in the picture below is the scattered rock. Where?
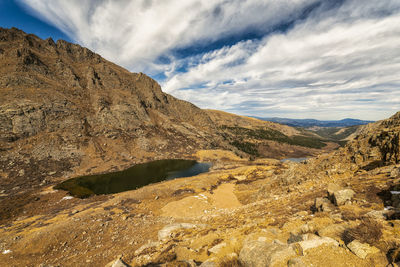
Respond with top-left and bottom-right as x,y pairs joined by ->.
295,236 -> 339,253
199,261 -> 216,267
364,210 -> 390,221
314,197 -> 334,212
158,223 -> 198,241
208,242 -> 226,254
239,240 -> 297,267
105,257 -> 130,267
327,184 -> 355,206
317,224 -> 346,240
347,240 -> 380,259
134,242 -> 159,256
287,233 -> 303,244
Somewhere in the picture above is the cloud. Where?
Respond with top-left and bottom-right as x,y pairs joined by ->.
162,0 -> 400,120
18,0 -> 318,73
18,0 -> 400,120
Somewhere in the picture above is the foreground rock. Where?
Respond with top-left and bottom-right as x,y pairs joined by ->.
327,184 -> 355,206
239,240 -> 298,267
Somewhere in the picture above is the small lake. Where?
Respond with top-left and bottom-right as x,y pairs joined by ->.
280,157 -> 308,163
55,159 -> 211,198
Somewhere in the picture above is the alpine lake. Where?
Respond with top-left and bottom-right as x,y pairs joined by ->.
55,159 -> 211,198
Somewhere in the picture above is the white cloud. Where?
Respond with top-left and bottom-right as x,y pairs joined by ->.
162,0 -> 400,120
18,0 -> 317,73
18,0 -> 400,120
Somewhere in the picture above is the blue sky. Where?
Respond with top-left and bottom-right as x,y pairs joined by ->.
1,0 -> 400,120
0,0 -> 68,41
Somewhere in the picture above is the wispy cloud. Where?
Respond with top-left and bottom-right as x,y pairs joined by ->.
18,0 -> 400,120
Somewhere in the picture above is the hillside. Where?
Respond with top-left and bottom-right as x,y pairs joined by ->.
206,110 -> 338,159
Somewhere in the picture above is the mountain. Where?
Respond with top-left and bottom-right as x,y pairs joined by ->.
1,27 -> 400,267
256,117 -> 374,128
0,27 -> 229,193
0,27 -> 336,196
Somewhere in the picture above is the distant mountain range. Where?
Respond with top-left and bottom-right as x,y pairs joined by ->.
255,117 -> 374,128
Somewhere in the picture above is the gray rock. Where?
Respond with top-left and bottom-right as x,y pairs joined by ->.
347,240 -> 380,259
105,258 -> 130,267
314,197 -> 333,212
287,257 -> 306,267
239,240 -> 297,267
327,183 -> 341,197
134,241 -> 159,256
327,184 -> 355,206
296,236 -> 339,253
287,233 -> 303,244
158,223 -> 198,241
364,210 -> 390,221
208,242 -> 226,254
199,261 -> 216,267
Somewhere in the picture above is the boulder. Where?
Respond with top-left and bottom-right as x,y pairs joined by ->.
347,240 -> 380,259
158,223 -> 198,241
327,184 -> 355,206
317,224 -> 346,240
239,240 -> 297,267
208,242 -> 226,254
105,258 -> 130,267
364,210 -> 390,221
134,241 -> 159,256
314,197 -> 334,212
296,236 -> 339,254
333,189 -> 355,206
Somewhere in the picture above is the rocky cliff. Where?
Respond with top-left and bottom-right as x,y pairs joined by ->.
0,27 -> 228,192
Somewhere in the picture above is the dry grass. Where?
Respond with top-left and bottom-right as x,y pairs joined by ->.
342,218 -> 383,245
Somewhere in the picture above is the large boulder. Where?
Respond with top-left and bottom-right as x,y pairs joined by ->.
327,183 -> 355,206
296,236 -> 339,254
347,240 -> 380,259
239,240 -> 297,267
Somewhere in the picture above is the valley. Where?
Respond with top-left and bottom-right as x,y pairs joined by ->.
0,27 -> 399,267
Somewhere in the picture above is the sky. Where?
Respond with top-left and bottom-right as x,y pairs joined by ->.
1,0 -> 400,120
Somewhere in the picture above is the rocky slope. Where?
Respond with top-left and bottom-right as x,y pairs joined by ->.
0,27 -> 335,198
0,110 -> 399,266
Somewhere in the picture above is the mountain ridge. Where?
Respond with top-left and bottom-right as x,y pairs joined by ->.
255,116 -> 374,128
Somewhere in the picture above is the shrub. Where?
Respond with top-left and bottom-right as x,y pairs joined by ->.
342,218 -> 383,245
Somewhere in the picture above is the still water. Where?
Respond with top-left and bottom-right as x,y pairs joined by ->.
55,159 -> 211,198
280,158 -> 308,163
